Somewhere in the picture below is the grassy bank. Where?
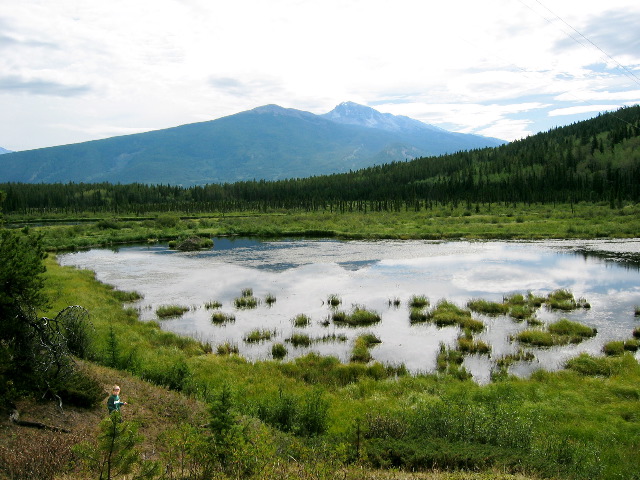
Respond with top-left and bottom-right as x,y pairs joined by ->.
2,254 -> 636,479
9,201 -> 640,251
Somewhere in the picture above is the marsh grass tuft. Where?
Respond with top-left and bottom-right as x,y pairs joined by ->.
457,336 -> 491,354
327,294 -> 342,307
244,328 -> 276,343
388,297 -> 401,307
350,333 -> 381,363
332,305 -> 381,326
204,300 -> 222,309
516,319 -> 596,346
216,342 -> 239,355
271,342 -> 287,359
156,304 -> 189,319
495,349 -> 535,368
427,300 -> 483,332
234,295 -> 259,309
545,289 -> 590,311
292,314 -> 311,327
286,333 -> 312,348
409,307 -> 428,323
635,305 -> 640,317
112,289 -> 143,302
409,295 -> 430,308
467,298 -> 509,316
265,293 -> 277,305
211,311 -> 235,324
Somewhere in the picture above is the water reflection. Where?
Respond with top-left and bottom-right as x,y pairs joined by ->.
58,238 -> 640,383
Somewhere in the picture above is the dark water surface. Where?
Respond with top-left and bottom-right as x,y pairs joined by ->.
58,238 -> 640,383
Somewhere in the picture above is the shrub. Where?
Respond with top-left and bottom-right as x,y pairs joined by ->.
156,305 -> 189,319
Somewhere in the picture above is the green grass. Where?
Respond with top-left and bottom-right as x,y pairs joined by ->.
244,329 -> 276,343
286,333 -> 312,348
515,319 -> 596,346
466,298 -> 509,316
204,300 -> 222,309
292,314 -> 311,327
155,304 -> 190,319
332,306 -> 381,326
210,311 -> 235,324
409,295 -> 430,308
428,300 -> 483,332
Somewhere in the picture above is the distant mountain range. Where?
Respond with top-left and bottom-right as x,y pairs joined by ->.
0,102 -> 506,186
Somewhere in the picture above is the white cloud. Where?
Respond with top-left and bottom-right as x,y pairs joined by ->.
1,0 -> 639,149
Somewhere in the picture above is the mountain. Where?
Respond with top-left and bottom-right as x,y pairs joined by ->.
0,103 -> 506,186
0,147 -> 11,154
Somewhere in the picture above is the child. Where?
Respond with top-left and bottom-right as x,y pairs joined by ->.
106,385 -> 128,414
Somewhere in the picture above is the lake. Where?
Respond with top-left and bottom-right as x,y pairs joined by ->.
58,238 -> 640,383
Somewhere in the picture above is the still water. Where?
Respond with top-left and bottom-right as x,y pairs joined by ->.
58,238 -> 640,383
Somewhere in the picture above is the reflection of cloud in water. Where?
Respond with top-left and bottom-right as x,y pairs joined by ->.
58,239 -> 640,383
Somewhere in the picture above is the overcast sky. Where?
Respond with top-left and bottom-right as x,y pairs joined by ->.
2,0 -> 640,151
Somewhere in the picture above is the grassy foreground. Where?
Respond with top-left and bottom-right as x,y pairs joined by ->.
9,201 -> 640,251
2,250 -> 639,480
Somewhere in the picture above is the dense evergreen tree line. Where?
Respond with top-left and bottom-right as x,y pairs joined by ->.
2,105 -> 639,215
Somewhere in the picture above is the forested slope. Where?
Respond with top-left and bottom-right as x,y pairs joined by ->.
1,105 -> 638,215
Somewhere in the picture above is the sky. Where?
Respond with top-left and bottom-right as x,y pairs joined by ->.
1,0 -> 640,152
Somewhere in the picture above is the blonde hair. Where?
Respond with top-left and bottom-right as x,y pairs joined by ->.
112,385 -> 121,393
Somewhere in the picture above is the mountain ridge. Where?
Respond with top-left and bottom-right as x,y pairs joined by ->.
0,103 -> 506,186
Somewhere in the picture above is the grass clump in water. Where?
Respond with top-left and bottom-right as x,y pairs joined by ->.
216,342 -> 239,355
428,300 -> 483,332
545,289 -> 590,311
457,336 -> 491,354
466,298 -> 509,316
112,289 -> 143,302
204,300 -> 222,309
211,312 -> 235,324
548,318 -> 597,339
156,304 -> 189,319
244,329 -> 276,343
409,307 -> 428,323
350,333 -> 381,363
292,314 -> 311,327
408,295 -> 430,308
332,306 -> 381,326
265,293 -> 277,305
516,319 -> 596,346
234,295 -> 259,309
327,294 -> 342,307
271,342 -> 287,360
286,333 -> 312,348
